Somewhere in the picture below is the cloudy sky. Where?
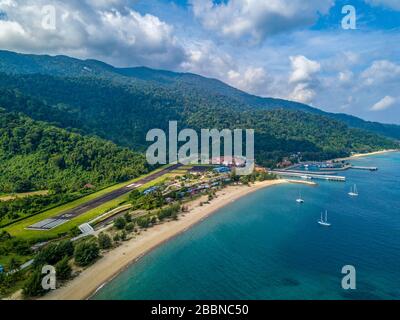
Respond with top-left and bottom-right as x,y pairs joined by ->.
0,0 -> 399,124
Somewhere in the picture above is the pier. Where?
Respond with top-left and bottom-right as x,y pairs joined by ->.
351,166 -> 378,171
271,170 -> 346,182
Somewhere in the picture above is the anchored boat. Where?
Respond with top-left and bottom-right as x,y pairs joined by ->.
318,210 -> 331,226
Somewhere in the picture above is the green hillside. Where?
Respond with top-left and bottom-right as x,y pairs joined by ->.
1,50 -> 400,140
0,109 -> 148,194
0,50 -> 397,169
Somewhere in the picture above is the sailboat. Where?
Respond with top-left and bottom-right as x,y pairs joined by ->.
348,184 -> 358,197
318,210 -> 331,226
296,190 -> 304,203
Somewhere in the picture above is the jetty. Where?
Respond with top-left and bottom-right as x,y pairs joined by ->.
351,166 -> 378,171
271,170 -> 346,182
286,179 -> 317,186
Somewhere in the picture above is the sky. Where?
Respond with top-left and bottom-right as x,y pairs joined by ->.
0,0 -> 399,124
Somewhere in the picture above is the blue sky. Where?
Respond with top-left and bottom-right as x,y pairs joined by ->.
0,0 -> 399,124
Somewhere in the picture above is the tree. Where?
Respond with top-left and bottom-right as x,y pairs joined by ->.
113,233 -> 121,242
58,240 -> 74,257
137,217 -> 150,229
125,223 -> 134,232
55,256 -> 72,280
239,175 -> 250,185
129,189 -> 141,201
0,230 -> 11,241
150,216 -> 157,225
23,269 -> 46,297
69,226 -> 81,237
98,232 -> 112,249
8,257 -> 19,271
124,212 -> 132,223
33,240 -> 74,267
74,241 -> 99,267
120,230 -> 127,241
114,217 -> 126,230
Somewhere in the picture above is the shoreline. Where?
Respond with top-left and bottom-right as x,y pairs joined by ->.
42,179 -> 288,300
338,149 -> 398,161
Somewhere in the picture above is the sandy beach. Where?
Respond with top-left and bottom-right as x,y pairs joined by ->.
338,149 -> 398,161
42,179 -> 287,300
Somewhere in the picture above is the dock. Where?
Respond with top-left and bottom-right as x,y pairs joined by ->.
351,166 -> 378,171
286,179 -> 317,186
271,170 -> 346,182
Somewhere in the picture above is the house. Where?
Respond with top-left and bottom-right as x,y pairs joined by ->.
143,186 -> 159,195
277,160 -> 292,168
255,165 -> 268,173
213,166 -> 231,173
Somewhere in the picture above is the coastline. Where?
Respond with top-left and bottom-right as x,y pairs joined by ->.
339,149 -> 398,161
42,179 -> 288,300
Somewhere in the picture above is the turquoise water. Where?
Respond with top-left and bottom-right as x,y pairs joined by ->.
93,153 -> 400,300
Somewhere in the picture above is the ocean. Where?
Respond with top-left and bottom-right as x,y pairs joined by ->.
92,153 -> 400,300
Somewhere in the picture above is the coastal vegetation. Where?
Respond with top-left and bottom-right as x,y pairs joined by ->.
74,240 -> 100,267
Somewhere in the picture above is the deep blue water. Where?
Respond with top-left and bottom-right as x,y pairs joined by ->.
93,153 -> 400,300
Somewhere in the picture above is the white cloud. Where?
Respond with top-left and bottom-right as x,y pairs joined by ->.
289,55 -> 321,83
181,40 -> 271,96
338,70 -> 353,83
289,83 -> 317,104
370,96 -> 396,111
0,0 -> 185,68
287,55 -> 320,103
361,60 -> 400,86
339,96 -> 354,110
227,66 -> 269,96
181,40 -> 234,77
365,0 -> 400,10
190,0 -> 334,43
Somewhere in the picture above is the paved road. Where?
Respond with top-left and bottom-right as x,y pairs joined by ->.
56,164 -> 181,220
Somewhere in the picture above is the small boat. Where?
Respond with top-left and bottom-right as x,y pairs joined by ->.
318,210 -> 331,226
296,191 -> 304,203
348,184 -> 358,197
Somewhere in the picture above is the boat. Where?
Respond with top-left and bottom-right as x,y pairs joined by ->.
348,184 -> 358,197
318,210 -> 331,226
296,191 -> 304,203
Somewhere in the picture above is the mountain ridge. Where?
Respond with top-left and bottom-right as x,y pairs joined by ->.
1,49 -> 399,139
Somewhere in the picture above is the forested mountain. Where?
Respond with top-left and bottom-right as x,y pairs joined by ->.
0,109 -> 148,194
1,50 -> 400,140
0,50 -> 398,174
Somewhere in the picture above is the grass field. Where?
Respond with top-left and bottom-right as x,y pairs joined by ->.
0,190 -> 49,202
0,252 -> 33,268
3,168 -> 175,241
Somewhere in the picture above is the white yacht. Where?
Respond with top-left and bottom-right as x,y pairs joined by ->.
318,210 -> 331,226
296,191 -> 304,203
348,184 -> 358,197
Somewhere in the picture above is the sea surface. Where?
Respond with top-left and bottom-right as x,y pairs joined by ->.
93,153 -> 400,300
